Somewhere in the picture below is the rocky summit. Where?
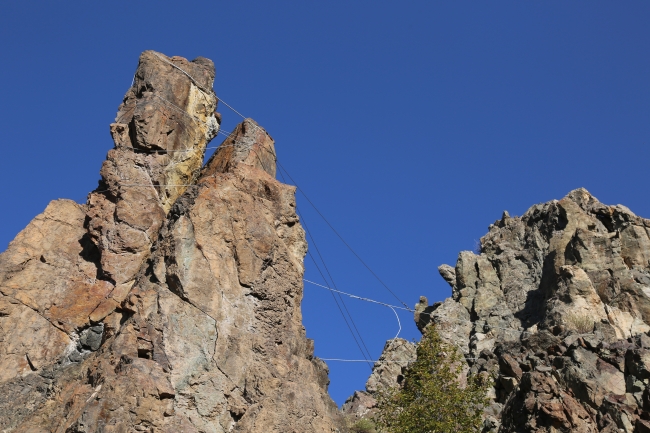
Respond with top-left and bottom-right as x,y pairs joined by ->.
0,51 -> 343,432
346,188 -> 650,432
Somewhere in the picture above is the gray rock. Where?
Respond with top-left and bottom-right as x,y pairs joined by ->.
438,264 -> 456,289
79,324 -> 104,351
365,338 -> 416,394
341,338 -> 415,425
626,348 -> 650,380
341,391 -> 377,421
354,188 -> 650,432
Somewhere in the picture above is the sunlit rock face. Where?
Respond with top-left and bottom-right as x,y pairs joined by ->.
349,188 -> 650,432
341,338 -> 416,423
0,51 -> 344,433
86,50 -> 220,287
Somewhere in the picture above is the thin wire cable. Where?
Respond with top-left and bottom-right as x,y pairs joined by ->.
304,279 -> 411,312
212,96 -> 412,312
212,115 -> 407,314
320,359 -> 413,364
202,88 -> 411,310
297,206 -> 374,362
151,51 -> 249,123
278,165 -> 372,365
113,64 -> 507,364
306,251 -> 372,368
303,278 -> 524,334
275,163 -> 410,310
388,305 -> 402,339
215,97 -> 247,120
298,205 -> 373,359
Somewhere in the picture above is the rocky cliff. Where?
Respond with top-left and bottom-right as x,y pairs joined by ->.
346,189 -> 650,432
0,51 -> 343,433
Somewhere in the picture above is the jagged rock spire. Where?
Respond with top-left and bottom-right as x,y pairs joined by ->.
0,52 -> 344,432
86,50 -> 220,288
204,118 -> 276,177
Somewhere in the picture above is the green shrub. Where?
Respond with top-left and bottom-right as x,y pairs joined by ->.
374,325 -> 490,433
350,418 -> 377,433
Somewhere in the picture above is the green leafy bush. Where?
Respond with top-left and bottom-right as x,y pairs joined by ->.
350,418 -> 377,433
374,325 -> 490,433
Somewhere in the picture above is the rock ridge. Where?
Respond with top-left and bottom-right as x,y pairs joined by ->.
346,188 -> 650,432
0,51 -> 344,432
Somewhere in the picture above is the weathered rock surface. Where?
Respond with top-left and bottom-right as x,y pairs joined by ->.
350,188 -> 650,432
341,338 -> 415,422
87,50 -> 220,287
0,51 -> 343,432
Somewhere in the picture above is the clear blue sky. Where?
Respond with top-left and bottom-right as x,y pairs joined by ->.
1,1 -> 649,406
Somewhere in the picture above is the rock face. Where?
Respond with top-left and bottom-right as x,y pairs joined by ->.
87,50 -> 219,288
349,189 -> 650,432
0,51 -> 343,432
341,338 -> 415,422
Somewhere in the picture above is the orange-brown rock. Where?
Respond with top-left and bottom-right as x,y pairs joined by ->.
0,199 -> 103,382
0,51 -> 344,432
86,50 -> 220,286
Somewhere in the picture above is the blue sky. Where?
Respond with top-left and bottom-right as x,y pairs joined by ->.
1,1 -> 649,405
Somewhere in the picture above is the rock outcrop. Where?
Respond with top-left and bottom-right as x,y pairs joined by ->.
341,338 -> 415,423
349,189 -> 650,432
0,51 -> 343,432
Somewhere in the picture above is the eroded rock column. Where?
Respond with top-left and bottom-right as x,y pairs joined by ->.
86,50 -> 220,313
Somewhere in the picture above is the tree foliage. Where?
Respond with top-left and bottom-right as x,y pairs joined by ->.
374,325 -> 490,433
